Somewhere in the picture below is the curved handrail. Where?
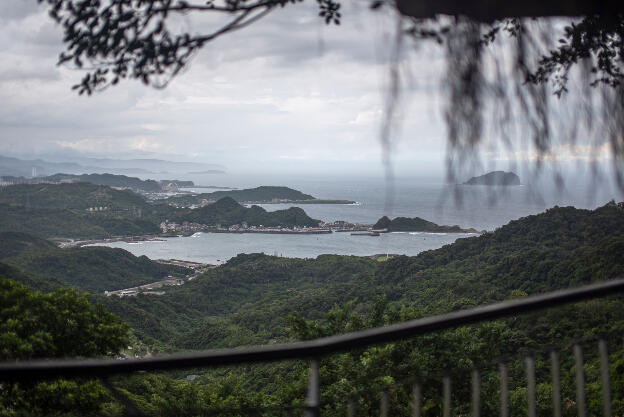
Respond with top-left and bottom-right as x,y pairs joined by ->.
1,277 -> 623,380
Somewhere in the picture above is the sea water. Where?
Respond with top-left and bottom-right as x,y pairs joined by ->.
92,231 -> 475,264
92,174 -> 624,263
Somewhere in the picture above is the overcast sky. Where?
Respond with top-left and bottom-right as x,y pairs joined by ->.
0,1 -> 620,184
0,1 -> 452,177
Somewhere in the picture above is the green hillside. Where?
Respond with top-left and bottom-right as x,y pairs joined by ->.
0,261 -> 64,293
2,203 -> 624,416
159,186 -> 316,206
98,202 -> 624,351
0,204 -> 161,239
206,186 -> 315,202
373,215 -> 480,233
0,182 -> 149,210
0,232 -> 189,292
0,184 -> 320,238
174,197 -> 320,227
43,173 -> 162,192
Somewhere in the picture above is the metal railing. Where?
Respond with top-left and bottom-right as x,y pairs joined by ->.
2,277 -> 624,416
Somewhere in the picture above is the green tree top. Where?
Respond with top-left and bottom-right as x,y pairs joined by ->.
0,279 -> 128,360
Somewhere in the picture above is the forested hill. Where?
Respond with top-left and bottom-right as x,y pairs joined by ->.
206,186 -> 315,202
98,202 -> 624,350
373,215 -> 480,233
0,183 -> 321,238
174,197 -> 320,227
0,182 -> 149,210
3,202 -> 624,416
0,204 -> 162,239
41,173 -> 163,192
157,186 -> 317,207
0,232 -> 189,293
0,261 -> 64,293
375,201 -> 624,310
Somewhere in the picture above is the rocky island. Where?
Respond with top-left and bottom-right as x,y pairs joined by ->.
373,216 -> 480,233
464,171 -> 521,186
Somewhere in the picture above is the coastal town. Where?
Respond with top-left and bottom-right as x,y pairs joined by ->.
158,219 -> 372,234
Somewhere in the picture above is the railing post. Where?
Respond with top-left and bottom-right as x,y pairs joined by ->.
305,359 -> 320,417
551,350 -> 562,417
472,368 -> 481,417
574,344 -> 587,417
347,395 -> 355,417
411,382 -> 422,417
380,391 -> 390,417
442,374 -> 451,417
599,340 -> 612,417
499,362 -> 509,417
526,356 -> 536,417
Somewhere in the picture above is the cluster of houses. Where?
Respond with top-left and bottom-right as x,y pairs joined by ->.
158,219 -> 372,234
164,198 -> 216,209
160,220 -> 208,233
226,223 -> 332,234
318,220 -> 369,231
86,206 -> 109,212
227,222 -> 249,231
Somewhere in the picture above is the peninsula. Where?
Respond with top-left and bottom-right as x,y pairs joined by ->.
159,186 -> 355,207
373,216 -> 480,233
463,171 -> 521,186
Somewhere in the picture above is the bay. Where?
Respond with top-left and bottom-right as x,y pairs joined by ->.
93,174 -> 624,263
90,230 -> 476,265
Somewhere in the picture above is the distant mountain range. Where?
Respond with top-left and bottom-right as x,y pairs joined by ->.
0,155 -> 225,177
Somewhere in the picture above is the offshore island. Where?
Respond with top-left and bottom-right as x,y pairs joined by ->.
463,171 -> 521,186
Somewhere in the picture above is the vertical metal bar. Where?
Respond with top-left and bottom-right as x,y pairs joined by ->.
599,340 -> 612,417
526,357 -> 536,417
101,378 -> 146,417
443,375 -> 451,417
305,359 -> 320,417
472,368 -> 481,417
499,363 -> 509,417
574,344 -> 587,417
347,395 -> 355,417
380,391 -> 389,417
551,350 -> 562,417
411,383 -> 421,417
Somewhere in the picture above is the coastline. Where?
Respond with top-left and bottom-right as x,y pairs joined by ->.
59,226 -> 483,250
59,228 -> 334,248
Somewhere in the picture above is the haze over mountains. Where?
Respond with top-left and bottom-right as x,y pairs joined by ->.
0,155 -> 225,177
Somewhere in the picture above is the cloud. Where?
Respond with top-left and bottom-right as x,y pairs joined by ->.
0,0 -> 449,176
0,2 -> 41,22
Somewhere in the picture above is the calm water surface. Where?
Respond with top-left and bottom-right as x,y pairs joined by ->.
95,174 -> 623,263
91,231 -> 476,265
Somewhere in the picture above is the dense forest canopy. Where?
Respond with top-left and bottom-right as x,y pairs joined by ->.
0,232 -> 190,292
2,201 -> 624,415
0,279 -> 129,415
